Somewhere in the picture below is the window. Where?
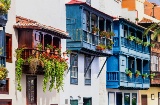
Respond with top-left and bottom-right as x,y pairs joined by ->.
108,92 -> 115,105
84,56 -> 91,85
70,100 -> 78,105
124,93 -> 130,105
132,93 -> 137,105
0,78 -> 9,94
70,54 -> 78,84
83,98 -> 92,105
0,99 -> 12,105
151,55 -> 158,71
26,76 -> 37,105
6,33 -> 12,63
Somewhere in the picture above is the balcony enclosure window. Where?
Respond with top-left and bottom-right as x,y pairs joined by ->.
18,30 -> 61,60
83,9 -> 112,46
151,55 -> 158,71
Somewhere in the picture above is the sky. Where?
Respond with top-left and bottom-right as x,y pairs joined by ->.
148,0 -> 160,5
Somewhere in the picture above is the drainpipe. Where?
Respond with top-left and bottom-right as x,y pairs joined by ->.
135,9 -> 138,24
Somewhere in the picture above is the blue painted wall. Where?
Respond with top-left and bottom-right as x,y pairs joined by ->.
107,56 -> 119,71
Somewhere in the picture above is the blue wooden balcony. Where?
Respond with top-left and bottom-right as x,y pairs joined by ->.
113,37 -> 150,59
67,29 -> 112,56
106,71 -> 150,89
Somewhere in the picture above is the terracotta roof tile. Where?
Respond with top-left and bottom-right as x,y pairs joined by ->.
14,16 -> 70,39
67,0 -> 85,4
139,17 -> 153,23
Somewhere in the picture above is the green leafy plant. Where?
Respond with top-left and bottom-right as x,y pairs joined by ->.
142,73 -> 148,79
135,70 -> 141,78
92,26 -> 99,34
37,43 -> 43,50
135,18 -> 139,22
15,46 -> 68,92
15,48 -> 24,91
46,44 -> 53,50
150,73 -> 155,80
150,43 -> 155,48
127,35 -> 135,41
125,68 -> 132,78
0,64 -> 8,80
135,37 -> 143,44
0,0 -> 11,14
100,31 -> 108,37
143,42 -> 150,47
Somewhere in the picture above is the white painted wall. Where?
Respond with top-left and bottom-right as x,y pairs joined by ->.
16,0 -> 66,31
60,54 -> 100,105
0,0 -> 17,104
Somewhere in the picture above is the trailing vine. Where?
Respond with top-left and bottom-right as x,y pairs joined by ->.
15,44 -> 68,92
15,48 -> 24,91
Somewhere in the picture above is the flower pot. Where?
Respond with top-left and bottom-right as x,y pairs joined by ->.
46,48 -> 50,54
54,50 -> 59,55
128,73 -> 132,77
63,52 -> 67,57
135,74 -> 139,78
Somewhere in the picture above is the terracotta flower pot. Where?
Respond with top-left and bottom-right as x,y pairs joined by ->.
46,48 -> 50,54
54,50 -> 59,55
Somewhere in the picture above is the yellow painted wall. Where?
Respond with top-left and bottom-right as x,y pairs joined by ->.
139,87 -> 160,105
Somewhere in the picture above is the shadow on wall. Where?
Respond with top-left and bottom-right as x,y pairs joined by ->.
37,75 -> 59,105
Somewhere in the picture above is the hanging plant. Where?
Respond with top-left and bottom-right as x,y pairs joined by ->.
143,42 -> 150,47
150,43 -> 155,48
15,48 -> 24,91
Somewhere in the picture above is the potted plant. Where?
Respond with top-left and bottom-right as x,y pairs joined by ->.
96,44 -> 107,51
127,35 -> 135,41
142,73 -> 148,79
46,44 -> 53,53
135,37 -> 143,45
92,26 -> 99,34
100,31 -> 108,37
150,43 -> 155,48
0,64 -> 8,80
150,73 -> 155,81
135,70 -> 141,78
125,68 -> 132,78
0,0 -> 11,26
143,42 -> 150,47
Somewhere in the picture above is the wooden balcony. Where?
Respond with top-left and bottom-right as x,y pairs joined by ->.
106,71 -> 150,90
67,29 -> 112,57
150,71 -> 160,86
20,48 -> 57,75
113,37 -> 150,59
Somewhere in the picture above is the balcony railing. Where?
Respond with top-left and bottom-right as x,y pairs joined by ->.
67,29 -> 112,54
115,37 -> 150,53
106,71 -> 150,89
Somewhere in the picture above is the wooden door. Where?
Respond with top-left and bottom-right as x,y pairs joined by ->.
0,99 -> 12,105
26,76 -> 37,105
141,95 -> 147,105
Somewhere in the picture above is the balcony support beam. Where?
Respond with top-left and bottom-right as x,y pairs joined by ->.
97,57 -> 108,78
134,58 -> 136,73
84,56 -> 95,76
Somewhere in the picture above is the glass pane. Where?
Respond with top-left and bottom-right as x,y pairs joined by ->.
108,92 -> 115,105
132,93 -> 137,105
124,93 -> 130,105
